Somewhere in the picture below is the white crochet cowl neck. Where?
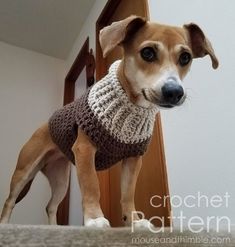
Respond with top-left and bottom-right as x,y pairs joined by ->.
88,60 -> 159,144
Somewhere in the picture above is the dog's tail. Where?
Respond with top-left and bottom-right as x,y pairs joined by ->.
15,178 -> 34,204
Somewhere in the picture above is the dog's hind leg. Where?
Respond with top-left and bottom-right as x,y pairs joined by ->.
0,124 -> 54,224
41,157 -> 71,225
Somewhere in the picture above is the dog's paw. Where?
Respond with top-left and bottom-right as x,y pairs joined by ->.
85,217 -> 111,228
132,219 -> 155,229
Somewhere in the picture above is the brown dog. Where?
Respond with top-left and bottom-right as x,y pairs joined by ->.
0,16 -> 218,228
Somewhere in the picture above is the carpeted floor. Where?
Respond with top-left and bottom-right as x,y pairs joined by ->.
0,224 -> 234,246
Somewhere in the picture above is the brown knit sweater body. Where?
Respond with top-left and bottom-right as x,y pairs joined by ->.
48,61 -> 158,170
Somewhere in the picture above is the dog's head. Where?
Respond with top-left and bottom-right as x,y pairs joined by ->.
99,16 -> 219,109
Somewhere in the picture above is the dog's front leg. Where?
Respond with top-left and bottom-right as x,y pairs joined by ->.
121,156 -> 142,226
121,156 -> 154,229
72,129 -> 110,227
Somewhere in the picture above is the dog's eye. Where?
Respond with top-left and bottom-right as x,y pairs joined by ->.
140,47 -> 157,62
179,52 -> 191,66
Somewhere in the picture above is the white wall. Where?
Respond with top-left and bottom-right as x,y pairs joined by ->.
149,0 -> 235,228
0,41 -> 65,224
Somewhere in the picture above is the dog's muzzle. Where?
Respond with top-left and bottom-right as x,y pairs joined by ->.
142,79 -> 186,108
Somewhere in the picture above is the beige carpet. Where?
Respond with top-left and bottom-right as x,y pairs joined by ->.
0,224 -> 234,246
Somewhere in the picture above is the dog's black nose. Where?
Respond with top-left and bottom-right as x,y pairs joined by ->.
161,83 -> 184,105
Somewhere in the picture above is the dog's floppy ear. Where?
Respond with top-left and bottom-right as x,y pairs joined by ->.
99,15 -> 146,58
184,23 -> 219,69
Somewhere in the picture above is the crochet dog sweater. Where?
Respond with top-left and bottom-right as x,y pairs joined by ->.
48,60 -> 158,170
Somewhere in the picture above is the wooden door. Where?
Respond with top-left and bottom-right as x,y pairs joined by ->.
96,0 -> 171,227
